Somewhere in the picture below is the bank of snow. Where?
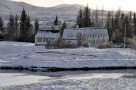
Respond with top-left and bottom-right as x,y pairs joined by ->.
0,41 -> 136,68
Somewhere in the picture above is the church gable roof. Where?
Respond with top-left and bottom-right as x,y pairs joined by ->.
62,28 -> 108,40
35,31 -> 60,39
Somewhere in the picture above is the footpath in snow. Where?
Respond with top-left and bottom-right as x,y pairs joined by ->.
0,41 -> 136,69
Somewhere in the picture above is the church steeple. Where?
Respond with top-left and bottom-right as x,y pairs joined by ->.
54,15 -> 58,25
53,15 -> 60,31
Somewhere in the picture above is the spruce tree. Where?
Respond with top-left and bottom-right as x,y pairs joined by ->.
106,11 -> 112,40
95,7 -> 99,27
125,15 -> 133,38
34,19 -> 39,34
14,15 -> 19,40
7,14 -> 15,40
120,13 -> 126,37
26,15 -> 33,42
20,8 -> 27,41
128,11 -> 133,37
77,9 -> 83,28
82,5 -> 92,27
133,12 -> 136,35
60,22 -> 67,37
28,24 -> 34,42
0,17 -> 4,40
112,10 -> 125,43
20,8 -> 31,42
54,15 -> 58,25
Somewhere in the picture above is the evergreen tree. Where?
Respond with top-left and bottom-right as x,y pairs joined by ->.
77,9 -> 83,28
34,19 -> 39,34
26,15 -> 33,42
7,14 -> 15,40
54,15 -> 58,25
120,13 -> 126,37
60,22 -> 67,37
128,11 -> 133,37
14,15 -> 19,40
106,10 -> 135,44
106,11 -> 112,40
19,8 -> 31,42
94,7 -> 99,27
133,12 -> 136,35
82,5 -> 92,27
28,24 -> 34,42
125,15 -> 133,38
0,17 -> 4,40
20,8 -> 27,41
112,10 -> 125,43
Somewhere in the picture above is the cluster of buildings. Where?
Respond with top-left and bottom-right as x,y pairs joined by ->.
35,17 -> 109,47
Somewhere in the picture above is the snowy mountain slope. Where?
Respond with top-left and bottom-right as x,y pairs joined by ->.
0,0 -> 85,20
0,0 -> 41,17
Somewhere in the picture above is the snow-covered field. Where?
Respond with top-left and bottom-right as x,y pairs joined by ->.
0,71 -> 49,87
0,42 -> 136,90
1,70 -> 136,90
5,78 -> 136,90
0,41 -> 136,68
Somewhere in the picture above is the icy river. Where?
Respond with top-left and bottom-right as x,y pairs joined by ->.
1,70 -> 136,90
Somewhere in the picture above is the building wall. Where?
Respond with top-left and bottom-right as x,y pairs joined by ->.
86,32 -> 109,47
62,33 -> 109,47
35,28 -> 109,47
63,39 -> 77,45
35,38 -> 47,45
35,38 -> 57,45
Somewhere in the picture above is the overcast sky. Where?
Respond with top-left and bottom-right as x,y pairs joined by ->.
11,0 -> 136,11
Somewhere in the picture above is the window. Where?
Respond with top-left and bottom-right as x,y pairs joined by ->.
43,38 -> 47,42
49,39 -> 54,42
68,41 -> 71,43
71,34 -> 73,37
37,38 -> 42,42
93,35 -> 94,38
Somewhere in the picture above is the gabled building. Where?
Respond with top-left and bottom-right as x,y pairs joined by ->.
35,16 -> 60,46
35,16 -> 109,47
62,28 -> 109,47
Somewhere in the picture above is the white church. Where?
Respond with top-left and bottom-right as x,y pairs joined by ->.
62,28 -> 109,47
35,17 -> 109,47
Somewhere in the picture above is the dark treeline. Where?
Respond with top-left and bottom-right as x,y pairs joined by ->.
0,8 -> 39,42
76,5 -> 104,28
76,5 -> 93,28
106,10 -> 136,43
76,5 -> 136,45
0,6 -> 136,45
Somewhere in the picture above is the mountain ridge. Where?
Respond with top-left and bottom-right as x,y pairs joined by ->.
1,0 -> 126,21
0,0 -> 86,21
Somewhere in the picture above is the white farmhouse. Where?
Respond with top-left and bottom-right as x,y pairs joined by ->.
35,15 -> 109,47
35,16 -> 60,46
62,28 -> 109,47
35,29 -> 60,46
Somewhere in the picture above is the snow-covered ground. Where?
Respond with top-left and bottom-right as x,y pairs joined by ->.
0,41 -> 136,68
1,70 -> 136,90
5,78 -> 136,90
0,71 -> 49,87
1,42 -> 136,89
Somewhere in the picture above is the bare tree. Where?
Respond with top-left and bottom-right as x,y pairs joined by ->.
77,32 -> 85,46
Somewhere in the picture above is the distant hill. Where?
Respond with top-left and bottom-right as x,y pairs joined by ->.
0,0 -> 85,21
0,0 -> 129,22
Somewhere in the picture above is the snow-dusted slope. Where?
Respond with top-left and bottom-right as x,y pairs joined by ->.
0,0 -> 85,20
0,41 -> 136,68
0,0 -> 42,18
